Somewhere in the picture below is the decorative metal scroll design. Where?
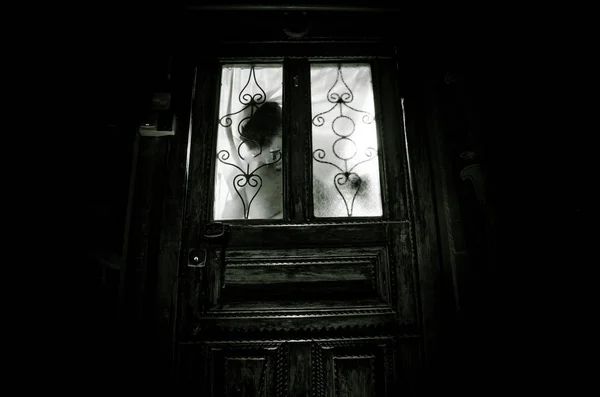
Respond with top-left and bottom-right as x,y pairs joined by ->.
217,65 -> 282,219
312,64 -> 376,217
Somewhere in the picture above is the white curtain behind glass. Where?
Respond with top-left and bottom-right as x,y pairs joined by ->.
310,64 -> 383,217
214,65 -> 283,220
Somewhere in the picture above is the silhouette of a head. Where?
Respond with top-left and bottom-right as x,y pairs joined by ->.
241,102 -> 282,154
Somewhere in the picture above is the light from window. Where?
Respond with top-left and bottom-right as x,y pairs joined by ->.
214,64 -> 283,220
310,63 -> 383,218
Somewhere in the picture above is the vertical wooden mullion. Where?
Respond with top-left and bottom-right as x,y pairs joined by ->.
283,58 -> 311,222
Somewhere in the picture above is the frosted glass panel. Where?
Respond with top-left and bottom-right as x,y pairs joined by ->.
214,64 -> 283,220
310,64 -> 383,218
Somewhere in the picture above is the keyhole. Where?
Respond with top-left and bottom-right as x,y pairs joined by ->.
188,248 -> 206,266
294,75 -> 299,87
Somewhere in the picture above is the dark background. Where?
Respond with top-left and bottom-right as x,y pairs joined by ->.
74,0 -> 581,391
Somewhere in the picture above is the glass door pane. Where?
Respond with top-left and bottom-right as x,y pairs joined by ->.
214,64 -> 284,220
310,63 -> 383,218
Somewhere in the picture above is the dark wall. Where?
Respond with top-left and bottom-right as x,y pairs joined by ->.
83,6 -> 174,253
423,72 -> 503,392
76,7 -> 177,382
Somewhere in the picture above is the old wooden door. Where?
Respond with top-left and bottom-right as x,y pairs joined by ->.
172,42 -> 440,396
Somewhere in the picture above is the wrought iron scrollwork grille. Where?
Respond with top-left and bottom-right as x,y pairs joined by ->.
217,65 -> 282,220
312,64 -> 377,217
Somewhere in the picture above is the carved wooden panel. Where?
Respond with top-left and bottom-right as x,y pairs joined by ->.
289,343 -> 313,397
221,246 -> 389,304
178,222 -> 419,335
179,336 -> 419,396
179,340 -> 289,396
197,245 -> 400,332
311,336 -> 396,397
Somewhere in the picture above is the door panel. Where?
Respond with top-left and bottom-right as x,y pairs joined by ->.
222,246 -> 386,302
314,337 -> 394,397
194,224 -> 417,332
179,336 -> 420,397
176,44 -> 431,395
180,340 -> 288,397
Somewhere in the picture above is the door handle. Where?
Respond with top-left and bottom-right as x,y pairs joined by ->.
204,222 -> 230,240
188,222 -> 231,290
